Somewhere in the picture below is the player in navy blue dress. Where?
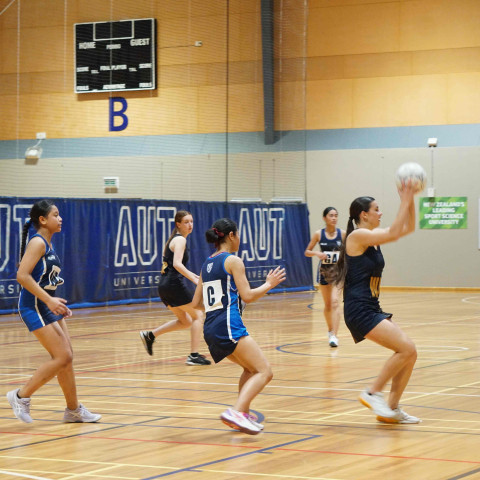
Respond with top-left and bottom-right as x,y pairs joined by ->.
7,200 -> 101,424
192,218 -> 286,435
139,210 -> 210,365
305,207 -> 346,347
332,183 -> 421,424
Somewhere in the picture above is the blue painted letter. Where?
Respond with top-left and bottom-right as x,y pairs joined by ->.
109,97 -> 128,131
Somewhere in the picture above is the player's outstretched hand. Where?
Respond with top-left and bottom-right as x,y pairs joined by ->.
397,178 -> 416,201
265,266 -> 286,289
47,296 -> 69,316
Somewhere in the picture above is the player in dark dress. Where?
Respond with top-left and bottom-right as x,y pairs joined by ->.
6,200 -> 101,424
192,218 -> 286,434
305,207 -> 346,347
139,210 -> 210,366
332,184 -> 421,424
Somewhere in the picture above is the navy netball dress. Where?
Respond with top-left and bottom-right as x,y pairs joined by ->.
200,252 -> 248,363
318,228 -> 343,285
157,234 -> 193,307
343,246 -> 392,343
18,234 -> 65,332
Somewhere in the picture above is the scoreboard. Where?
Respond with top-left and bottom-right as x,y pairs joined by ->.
74,18 -> 156,94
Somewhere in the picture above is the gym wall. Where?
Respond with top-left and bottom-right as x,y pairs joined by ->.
0,0 -> 479,287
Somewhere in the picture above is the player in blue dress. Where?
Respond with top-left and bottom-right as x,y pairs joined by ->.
332,182 -> 421,424
305,207 -> 346,347
6,200 -> 101,424
192,218 -> 286,434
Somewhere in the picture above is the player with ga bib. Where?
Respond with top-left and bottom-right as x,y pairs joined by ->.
192,218 -> 286,435
305,207 -> 346,347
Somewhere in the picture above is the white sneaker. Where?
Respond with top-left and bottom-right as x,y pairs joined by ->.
359,389 -> 396,418
6,388 -> 33,423
245,413 -> 264,430
220,408 -> 261,435
328,332 -> 339,347
64,404 -> 102,423
377,408 -> 421,424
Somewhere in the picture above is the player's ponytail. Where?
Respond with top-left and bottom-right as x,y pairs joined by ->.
205,218 -> 237,247
19,200 -> 55,261
163,210 -> 192,256
19,220 -> 32,261
331,196 -> 374,288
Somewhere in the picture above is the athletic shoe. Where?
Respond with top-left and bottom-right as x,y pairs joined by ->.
377,408 -> 421,424
185,354 -> 211,366
6,388 -> 33,423
359,389 -> 396,419
328,332 -> 339,347
63,404 -> 102,423
140,330 -> 155,356
244,412 -> 264,430
220,408 -> 261,435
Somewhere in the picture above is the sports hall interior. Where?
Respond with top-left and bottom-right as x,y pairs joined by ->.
0,1 -> 479,479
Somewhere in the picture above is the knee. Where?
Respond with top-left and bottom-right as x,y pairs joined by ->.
177,315 -> 192,329
262,366 -> 273,383
56,350 -> 73,369
402,340 -> 417,363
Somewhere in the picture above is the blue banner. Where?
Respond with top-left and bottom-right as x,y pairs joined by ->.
0,198 -> 313,314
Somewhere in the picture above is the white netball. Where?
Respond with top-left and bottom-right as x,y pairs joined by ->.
395,162 -> 427,194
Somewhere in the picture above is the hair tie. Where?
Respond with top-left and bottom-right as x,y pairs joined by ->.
25,219 -> 32,226
213,227 -> 224,238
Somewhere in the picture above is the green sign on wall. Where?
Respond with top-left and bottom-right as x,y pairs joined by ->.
419,197 -> 467,229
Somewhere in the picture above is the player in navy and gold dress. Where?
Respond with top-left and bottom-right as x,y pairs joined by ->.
332,187 -> 421,425
305,207 -> 345,347
139,210 -> 210,365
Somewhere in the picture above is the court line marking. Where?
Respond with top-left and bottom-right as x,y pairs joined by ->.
447,466 -> 480,480
3,375 -> 479,401
140,435 -> 320,479
275,448 -> 480,465
0,455 -> 178,473
192,469 -> 340,480
0,471 -> 54,480
62,464 -> 133,480
461,296 -> 480,305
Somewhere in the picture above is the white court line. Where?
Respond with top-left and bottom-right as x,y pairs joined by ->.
462,296 -> 480,305
200,469 -> 340,480
0,471 -> 54,480
63,376 -> 480,397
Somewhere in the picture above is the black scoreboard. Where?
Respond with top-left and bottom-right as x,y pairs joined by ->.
74,18 -> 156,93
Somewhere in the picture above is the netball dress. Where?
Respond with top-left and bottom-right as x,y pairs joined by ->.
318,228 -> 342,285
343,246 -> 392,343
157,234 -> 193,307
18,234 -> 65,332
201,252 -> 248,363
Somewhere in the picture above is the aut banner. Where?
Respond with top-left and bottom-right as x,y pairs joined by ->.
419,197 -> 467,229
0,197 -> 313,314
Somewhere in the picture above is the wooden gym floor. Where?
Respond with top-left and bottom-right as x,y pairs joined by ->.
0,290 -> 479,480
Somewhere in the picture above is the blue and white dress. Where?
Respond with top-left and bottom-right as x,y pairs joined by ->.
18,234 -> 65,332
201,252 -> 248,363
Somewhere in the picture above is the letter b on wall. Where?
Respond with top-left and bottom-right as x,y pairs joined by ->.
109,97 -> 128,131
